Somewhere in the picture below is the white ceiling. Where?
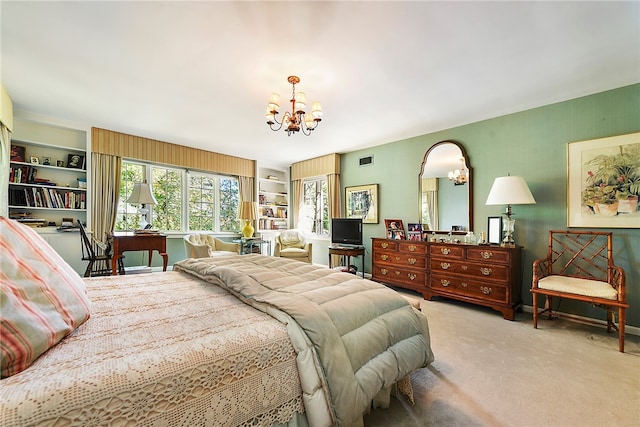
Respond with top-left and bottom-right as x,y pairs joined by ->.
2,1 -> 639,170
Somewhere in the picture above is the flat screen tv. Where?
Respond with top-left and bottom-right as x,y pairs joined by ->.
331,218 -> 363,246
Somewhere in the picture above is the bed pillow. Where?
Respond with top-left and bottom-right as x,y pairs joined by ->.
0,217 -> 91,378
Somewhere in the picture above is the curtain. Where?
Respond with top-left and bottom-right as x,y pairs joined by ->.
290,179 -> 301,229
91,153 -> 122,252
0,124 -> 10,217
238,176 -> 254,202
327,173 -> 342,266
422,177 -> 438,231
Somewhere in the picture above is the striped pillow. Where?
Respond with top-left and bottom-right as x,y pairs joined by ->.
0,217 -> 91,378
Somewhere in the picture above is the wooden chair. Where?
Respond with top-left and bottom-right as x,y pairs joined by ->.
78,220 -> 123,277
531,230 -> 628,352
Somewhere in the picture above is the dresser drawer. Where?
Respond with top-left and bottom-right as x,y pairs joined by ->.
429,273 -> 508,304
429,244 -> 464,260
373,239 -> 399,251
398,241 -> 428,255
467,247 -> 510,264
377,251 -> 426,268
372,265 -> 426,288
430,259 -> 510,282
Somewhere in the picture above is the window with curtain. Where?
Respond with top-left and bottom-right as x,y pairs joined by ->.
300,177 -> 329,236
115,160 -> 239,232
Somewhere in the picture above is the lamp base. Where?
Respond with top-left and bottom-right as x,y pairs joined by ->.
242,221 -> 254,238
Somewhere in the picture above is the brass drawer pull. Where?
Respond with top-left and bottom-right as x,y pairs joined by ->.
381,268 -> 388,275
480,251 -> 493,259
408,245 -> 416,252
440,279 -> 450,287
408,273 -> 417,281
480,286 -> 492,295
480,268 -> 492,276
381,242 -> 389,249
381,254 -> 388,261
408,258 -> 417,265
440,262 -> 451,270
440,248 -> 450,255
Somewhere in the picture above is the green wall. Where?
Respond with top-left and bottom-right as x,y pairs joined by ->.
341,84 -> 640,327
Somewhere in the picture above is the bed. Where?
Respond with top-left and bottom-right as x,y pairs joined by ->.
0,217 -> 434,426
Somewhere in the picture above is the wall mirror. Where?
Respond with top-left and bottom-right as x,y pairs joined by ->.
419,140 -> 473,233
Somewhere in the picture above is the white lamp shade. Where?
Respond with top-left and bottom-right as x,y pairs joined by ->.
127,182 -> 157,205
485,176 -> 536,205
268,93 -> 280,110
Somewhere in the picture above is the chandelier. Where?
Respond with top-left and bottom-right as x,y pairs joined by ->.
266,76 -> 322,136
448,158 -> 467,185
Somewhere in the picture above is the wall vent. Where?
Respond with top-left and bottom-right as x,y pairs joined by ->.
359,156 -> 373,166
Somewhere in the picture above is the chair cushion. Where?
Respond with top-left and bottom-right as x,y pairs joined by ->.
0,217 -> 91,378
538,275 -> 618,300
279,247 -> 309,257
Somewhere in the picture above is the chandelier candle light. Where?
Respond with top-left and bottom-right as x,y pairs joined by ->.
485,175 -> 536,247
127,182 -> 157,230
448,158 -> 468,185
266,76 -> 322,136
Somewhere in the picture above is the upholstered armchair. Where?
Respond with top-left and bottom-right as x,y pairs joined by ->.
183,234 -> 240,258
274,229 -> 312,263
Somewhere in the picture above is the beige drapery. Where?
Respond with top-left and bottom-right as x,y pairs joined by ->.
238,175 -> 255,230
422,177 -> 438,231
290,180 -> 301,229
91,153 -> 122,250
327,173 -> 342,266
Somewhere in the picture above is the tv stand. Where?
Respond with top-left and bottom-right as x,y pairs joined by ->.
328,245 -> 365,278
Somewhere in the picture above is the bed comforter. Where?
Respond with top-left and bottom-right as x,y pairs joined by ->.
174,254 -> 434,426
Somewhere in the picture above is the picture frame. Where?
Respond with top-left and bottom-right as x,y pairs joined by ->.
345,184 -> 378,224
487,216 -> 503,245
30,156 -> 39,165
10,145 -> 25,162
567,132 -> 640,228
384,219 -> 405,240
57,160 -> 65,167
42,157 -> 51,166
66,154 -> 85,169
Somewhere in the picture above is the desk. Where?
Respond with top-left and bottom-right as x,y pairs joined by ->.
111,232 -> 168,275
328,245 -> 365,277
234,238 -> 272,255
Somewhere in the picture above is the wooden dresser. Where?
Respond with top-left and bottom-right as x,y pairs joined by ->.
371,238 -> 523,320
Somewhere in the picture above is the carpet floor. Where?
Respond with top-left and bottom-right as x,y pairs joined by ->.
363,293 -> 640,427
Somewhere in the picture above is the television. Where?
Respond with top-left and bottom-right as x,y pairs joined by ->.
331,218 -> 363,247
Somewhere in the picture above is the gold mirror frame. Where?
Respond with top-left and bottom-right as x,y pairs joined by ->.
418,140 -> 473,233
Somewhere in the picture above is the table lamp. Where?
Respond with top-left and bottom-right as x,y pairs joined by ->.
238,201 -> 257,238
485,175 -> 536,247
127,182 -> 157,230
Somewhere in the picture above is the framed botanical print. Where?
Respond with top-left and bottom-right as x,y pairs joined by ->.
567,132 -> 639,228
487,216 -> 503,245
345,184 -> 378,224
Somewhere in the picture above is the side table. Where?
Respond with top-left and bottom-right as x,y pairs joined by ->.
328,245 -> 365,277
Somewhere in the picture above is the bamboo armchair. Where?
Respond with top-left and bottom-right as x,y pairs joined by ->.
531,230 -> 628,352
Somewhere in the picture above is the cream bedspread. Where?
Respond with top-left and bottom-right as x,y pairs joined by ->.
0,272 -> 306,427
174,254 -> 434,427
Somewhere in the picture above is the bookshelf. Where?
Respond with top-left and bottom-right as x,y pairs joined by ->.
257,167 -> 289,232
8,120 -> 88,228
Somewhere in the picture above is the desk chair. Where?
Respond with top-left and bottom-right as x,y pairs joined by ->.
78,220 -> 124,277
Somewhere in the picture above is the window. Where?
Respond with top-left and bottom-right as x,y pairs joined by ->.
300,177 -> 329,236
115,160 -> 239,232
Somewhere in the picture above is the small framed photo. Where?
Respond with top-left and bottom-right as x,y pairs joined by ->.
487,216 -> 503,245
66,154 -> 85,169
42,157 -> 51,165
10,145 -> 26,162
30,156 -> 39,165
57,160 -> 65,167
385,219 -> 405,240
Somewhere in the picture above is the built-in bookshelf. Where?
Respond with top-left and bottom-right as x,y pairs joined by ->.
257,167 -> 289,232
8,120 -> 88,228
